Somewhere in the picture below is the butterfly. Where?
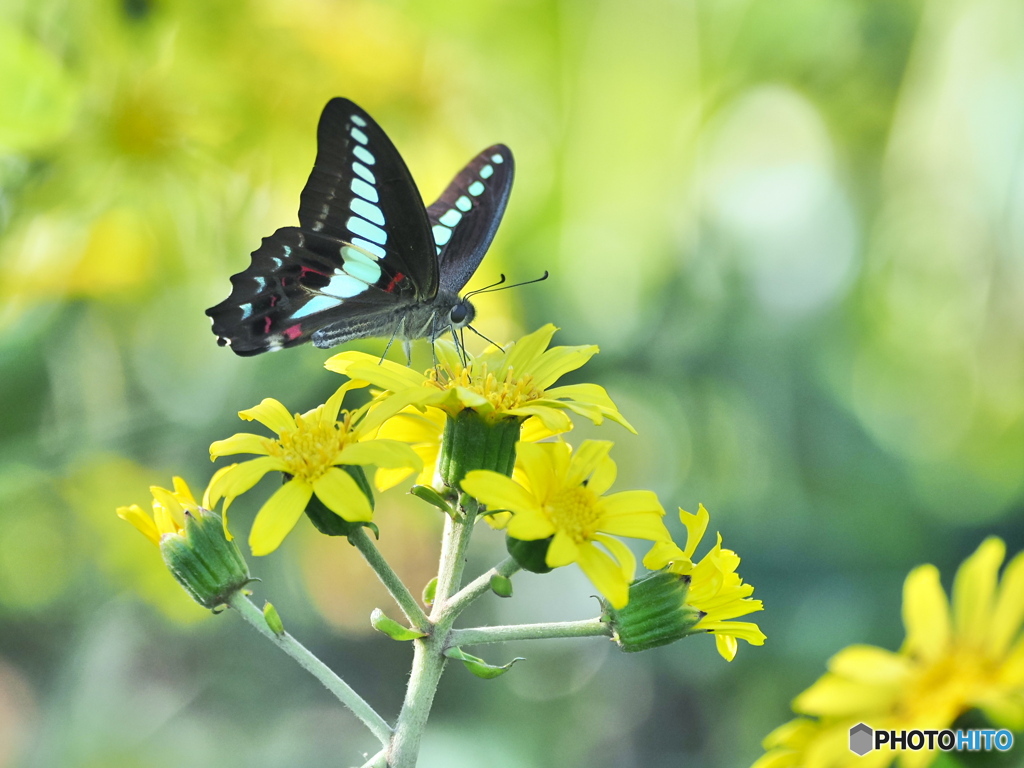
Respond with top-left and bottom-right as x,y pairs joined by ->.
206,97 -> 514,356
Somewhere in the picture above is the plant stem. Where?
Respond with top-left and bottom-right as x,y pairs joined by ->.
228,593 -> 393,746
443,556 -> 520,621
448,617 -> 610,647
349,527 -> 431,634
387,495 -> 478,767
358,749 -> 388,768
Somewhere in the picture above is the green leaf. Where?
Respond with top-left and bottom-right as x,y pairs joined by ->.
422,577 -> 438,605
263,601 -> 285,635
370,608 -> 427,641
410,485 -> 455,516
445,647 -> 524,679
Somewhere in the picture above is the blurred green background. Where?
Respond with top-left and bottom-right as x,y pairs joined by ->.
2,0 -> 1023,766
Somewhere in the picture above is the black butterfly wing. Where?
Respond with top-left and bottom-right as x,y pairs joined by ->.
206,98 -> 436,355
298,98 -> 438,297
206,227 -> 418,355
426,144 -> 514,293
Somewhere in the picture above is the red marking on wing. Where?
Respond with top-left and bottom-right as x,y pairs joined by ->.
385,272 -> 406,294
299,266 -> 324,279
283,324 -> 302,341
270,294 -> 279,307
263,317 -> 272,333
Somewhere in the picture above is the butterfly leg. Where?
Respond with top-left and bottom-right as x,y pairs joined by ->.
380,326 -> 400,365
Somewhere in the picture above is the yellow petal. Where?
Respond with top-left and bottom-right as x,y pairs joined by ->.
529,344 -> 599,391
901,563 -> 950,661
546,530 -> 580,568
681,505 -> 711,558
593,533 -> 636,582
575,543 -> 629,609
249,478 -> 313,556
239,398 -> 295,434
828,645 -> 911,684
433,338 -> 465,372
587,455 -> 617,497
209,432 -> 270,459
497,324 -> 557,379
643,540 -> 689,572
952,537 -> 1004,644
206,456 -> 283,509
715,634 -> 738,661
565,440 -> 613,487
325,351 -> 426,392
504,403 -> 572,432
461,471 -> 540,515
116,504 -> 160,546
170,477 -> 198,508
505,508 -> 556,541
520,414 -> 568,442
339,439 -> 422,470
794,671 -> 900,718
597,489 -> 665,519
374,466 -> 419,492
312,466 -> 373,522
988,549 -> 1024,657
514,442 -> 559,502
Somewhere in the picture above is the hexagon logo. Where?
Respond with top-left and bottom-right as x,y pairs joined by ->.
849,723 -> 873,756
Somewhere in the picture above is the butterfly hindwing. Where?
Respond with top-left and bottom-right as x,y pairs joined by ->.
298,97 -> 438,297
427,144 -> 514,294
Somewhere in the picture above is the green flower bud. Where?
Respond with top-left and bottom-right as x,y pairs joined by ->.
438,409 -> 521,490
605,571 -> 704,652
159,508 -> 251,610
506,535 -> 554,574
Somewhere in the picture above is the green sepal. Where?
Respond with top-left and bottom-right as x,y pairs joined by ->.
505,535 -> 554,574
489,574 -> 514,598
444,647 -> 524,679
422,577 -> 438,606
605,571 -> 703,652
301,466 -> 379,539
370,608 -> 428,641
439,409 -> 521,489
159,508 -> 251,610
410,485 -> 455,517
263,601 -> 285,635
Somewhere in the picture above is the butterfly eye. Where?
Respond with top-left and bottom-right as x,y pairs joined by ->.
450,304 -> 469,325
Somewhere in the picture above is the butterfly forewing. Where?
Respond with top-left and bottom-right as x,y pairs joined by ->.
298,98 -> 437,296
426,144 -> 514,294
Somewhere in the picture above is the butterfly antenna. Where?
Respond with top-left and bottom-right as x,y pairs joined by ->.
467,271 -> 549,297
466,324 -> 505,351
464,275 -> 507,300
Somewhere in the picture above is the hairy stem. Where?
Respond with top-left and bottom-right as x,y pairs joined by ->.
349,527 -> 431,633
449,617 -> 610,647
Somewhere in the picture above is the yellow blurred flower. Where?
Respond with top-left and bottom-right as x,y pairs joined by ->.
207,385 -> 420,556
643,504 -> 765,661
325,324 -> 634,433
462,440 -> 669,609
753,538 -> 1024,768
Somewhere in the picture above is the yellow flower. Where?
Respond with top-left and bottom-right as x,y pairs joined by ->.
207,384 -> 421,556
324,324 -> 634,434
461,440 -> 670,609
753,538 -> 1024,768
370,403 -> 567,492
643,505 -> 765,661
117,476 -> 199,545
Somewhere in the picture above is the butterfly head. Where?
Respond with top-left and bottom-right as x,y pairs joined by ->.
448,298 -> 475,329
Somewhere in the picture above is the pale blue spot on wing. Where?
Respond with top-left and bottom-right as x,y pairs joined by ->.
353,162 -> 375,184
340,249 -> 382,284
324,273 -> 367,299
239,302 -> 253,320
351,177 -> 379,203
432,224 -> 452,246
350,197 -> 385,226
436,246 -> 442,255
491,154 -> 504,163
455,195 -> 472,212
350,127 -> 369,145
293,294 -> 344,318
350,114 -> 367,127
353,146 -> 375,165
352,237 -> 386,259
468,181 -> 485,196
282,246 -> 292,256
439,209 -> 462,227
479,164 -> 494,179
271,257 -> 283,268
347,215 -> 387,245
254,276 -> 267,291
